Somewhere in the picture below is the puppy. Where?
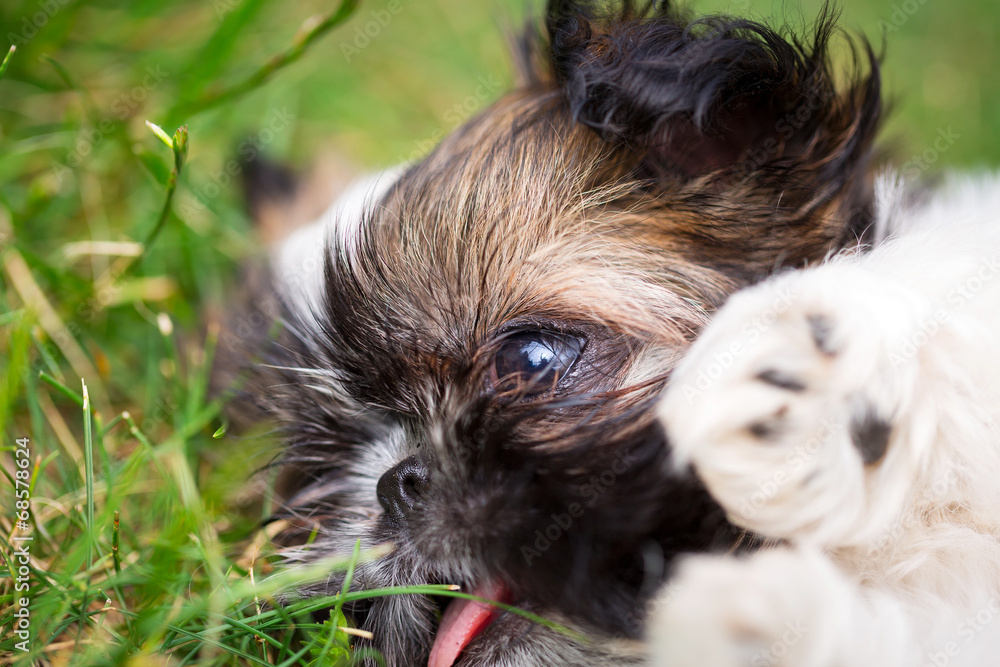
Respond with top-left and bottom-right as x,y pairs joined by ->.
233,1 -> 884,665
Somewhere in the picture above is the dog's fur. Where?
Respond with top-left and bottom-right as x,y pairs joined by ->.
230,1 -> 1000,665
654,171 -> 1000,666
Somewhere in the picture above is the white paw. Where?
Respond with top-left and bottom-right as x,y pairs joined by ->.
659,265 -> 932,546
648,549 -> 913,667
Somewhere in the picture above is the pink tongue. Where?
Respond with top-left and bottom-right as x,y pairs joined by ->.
428,581 -> 509,667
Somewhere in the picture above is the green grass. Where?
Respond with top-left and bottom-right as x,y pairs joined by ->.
1,0 -> 998,664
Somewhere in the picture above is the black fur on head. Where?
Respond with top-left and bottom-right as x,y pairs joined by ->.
529,0 -> 882,252
548,3 -> 876,141
229,2 -> 882,666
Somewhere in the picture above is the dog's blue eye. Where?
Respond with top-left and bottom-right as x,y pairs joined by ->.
492,332 -> 584,395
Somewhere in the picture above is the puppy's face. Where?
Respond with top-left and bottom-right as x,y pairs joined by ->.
248,3 -> 881,666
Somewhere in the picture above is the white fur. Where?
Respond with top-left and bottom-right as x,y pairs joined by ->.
274,167 -> 404,324
652,172 -> 1000,666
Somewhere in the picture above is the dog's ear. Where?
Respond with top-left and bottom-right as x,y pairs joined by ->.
545,1 -> 881,196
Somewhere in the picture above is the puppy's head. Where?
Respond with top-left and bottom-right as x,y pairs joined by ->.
241,2 -> 881,665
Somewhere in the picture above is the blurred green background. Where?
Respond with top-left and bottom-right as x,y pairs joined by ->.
0,0 -> 998,663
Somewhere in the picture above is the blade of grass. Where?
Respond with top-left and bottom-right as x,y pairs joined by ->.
224,582 -> 581,642
0,45 -> 14,81
183,0 -> 269,95
100,411 -> 126,436
82,379 -> 95,564
333,539 -> 361,629
112,509 -> 121,576
39,53 -> 80,90
145,121 -> 174,148
279,586 -> 585,642
127,125 -> 189,274
324,539 -> 361,655
74,379 -> 97,661
39,370 -> 85,407
169,0 -> 359,119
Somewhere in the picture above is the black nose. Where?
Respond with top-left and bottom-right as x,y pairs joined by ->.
377,456 -> 430,526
